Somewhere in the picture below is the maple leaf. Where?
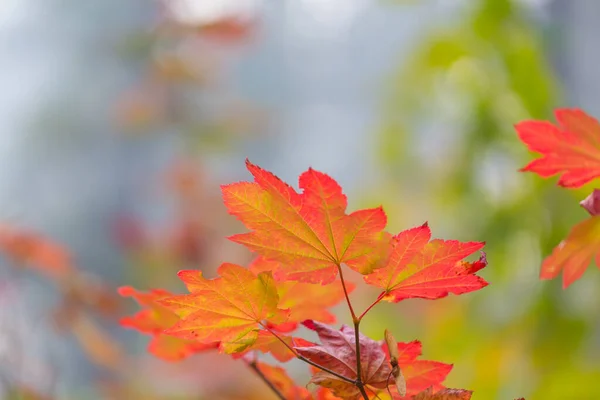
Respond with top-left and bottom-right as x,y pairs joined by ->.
382,338 -> 453,398
118,286 -> 217,361
295,321 -> 392,400
222,160 -> 389,284
364,224 -> 488,302
234,330 -> 314,362
159,263 -> 289,353
413,387 -> 472,400
254,361 -> 314,400
539,216 -> 600,288
516,108 -> 600,188
249,257 -> 354,331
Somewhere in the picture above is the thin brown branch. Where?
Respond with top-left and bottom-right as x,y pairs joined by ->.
262,324 -> 356,385
336,264 -> 369,400
354,319 -> 370,400
248,360 -> 286,400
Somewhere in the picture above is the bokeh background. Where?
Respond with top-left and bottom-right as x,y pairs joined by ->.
1,0 -> 599,399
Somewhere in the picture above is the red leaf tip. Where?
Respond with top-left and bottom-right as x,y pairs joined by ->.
117,286 -> 134,297
301,320 -> 316,331
176,270 -> 192,278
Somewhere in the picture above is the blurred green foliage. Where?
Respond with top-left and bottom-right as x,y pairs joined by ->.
365,0 -> 600,398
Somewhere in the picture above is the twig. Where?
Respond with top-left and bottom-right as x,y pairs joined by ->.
354,319 -> 370,400
262,324 -> 356,384
337,264 -> 357,321
248,360 -> 286,400
337,264 -> 369,400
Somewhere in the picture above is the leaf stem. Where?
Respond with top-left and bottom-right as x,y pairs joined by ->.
336,264 -> 369,400
354,319 -> 370,400
247,360 -> 286,400
357,292 -> 386,322
262,324 -> 356,385
337,264 -> 358,321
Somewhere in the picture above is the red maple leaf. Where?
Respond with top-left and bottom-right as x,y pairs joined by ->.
516,108 -> 600,188
310,333 -> 454,400
158,263 -> 289,353
364,223 -> 488,302
118,286 -> 217,361
382,338 -> 453,398
222,160 -> 389,284
294,321 -> 392,400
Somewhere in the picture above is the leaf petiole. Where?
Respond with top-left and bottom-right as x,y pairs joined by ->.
261,324 -> 356,385
357,292 -> 386,322
336,263 -> 369,400
247,359 -> 286,400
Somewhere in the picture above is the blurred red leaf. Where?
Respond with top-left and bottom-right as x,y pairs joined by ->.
539,216 -> 600,288
516,108 -> 600,188
199,17 -> 255,43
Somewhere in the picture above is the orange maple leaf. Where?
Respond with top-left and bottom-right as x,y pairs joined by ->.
118,286 -> 216,361
364,224 -> 488,302
516,108 -> 600,188
159,263 -> 289,353
222,160 -> 389,284
249,257 -> 354,331
539,215 -> 600,288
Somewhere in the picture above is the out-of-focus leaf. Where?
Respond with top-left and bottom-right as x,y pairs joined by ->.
516,109 -> 600,188
539,216 -> 600,288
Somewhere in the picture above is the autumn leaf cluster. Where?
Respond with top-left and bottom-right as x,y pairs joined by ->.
120,160 -> 489,399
